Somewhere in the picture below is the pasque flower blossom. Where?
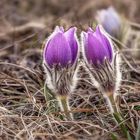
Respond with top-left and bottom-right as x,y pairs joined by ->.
81,25 -> 121,113
81,25 -> 131,138
96,7 -> 121,38
82,25 -> 113,66
43,26 -> 79,120
43,26 -> 78,68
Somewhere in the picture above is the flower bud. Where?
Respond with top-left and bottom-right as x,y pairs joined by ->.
81,25 -> 113,66
43,26 -> 79,120
81,25 -> 121,114
43,26 -> 78,68
81,25 -> 120,92
96,7 -> 121,38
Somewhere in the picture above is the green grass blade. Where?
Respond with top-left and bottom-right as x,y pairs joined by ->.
113,113 -> 132,140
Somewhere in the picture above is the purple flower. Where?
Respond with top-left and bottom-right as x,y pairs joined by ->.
43,26 -> 79,68
81,25 -> 113,66
96,7 -> 121,37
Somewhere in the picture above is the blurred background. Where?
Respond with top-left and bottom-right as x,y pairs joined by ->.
0,0 -> 140,54
0,0 -> 140,30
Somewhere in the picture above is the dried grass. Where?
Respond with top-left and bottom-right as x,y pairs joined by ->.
0,0 -> 140,139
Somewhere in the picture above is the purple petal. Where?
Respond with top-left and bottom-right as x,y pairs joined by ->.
95,26 -> 113,61
102,7 -> 120,36
47,26 -> 63,44
64,27 -> 78,64
85,32 -> 110,65
44,32 -> 72,68
108,7 -> 121,26
87,27 -> 94,33
97,7 -> 121,37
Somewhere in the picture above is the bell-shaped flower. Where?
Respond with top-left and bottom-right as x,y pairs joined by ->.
43,26 -> 79,120
81,25 -> 121,114
43,26 -> 78,68
96,7 -> 121,38
81,25 -> 113,66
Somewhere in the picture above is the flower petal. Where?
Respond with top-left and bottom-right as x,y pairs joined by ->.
85,32 -> 110,65
64,27 -> 78,64
96,7 -> 121,37
44,32 -> 72,68
46,26 -> 64,46
108,7 -> 121,27
87,27 -> 94,33
95,26 -> 113,61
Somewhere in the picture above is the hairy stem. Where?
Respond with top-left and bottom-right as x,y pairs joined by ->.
57,95 -> 73,120
106,92 -> 119,114
106,92 -> 132,139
